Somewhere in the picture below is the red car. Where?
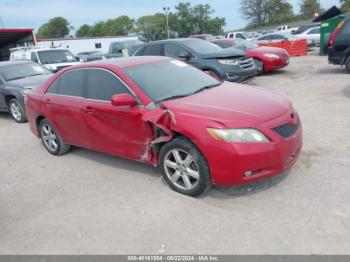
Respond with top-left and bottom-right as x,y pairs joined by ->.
25,56 -> 302,197
210,38 -> 290,74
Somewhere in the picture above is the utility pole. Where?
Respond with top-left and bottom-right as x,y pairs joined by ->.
163,7 -> 170,39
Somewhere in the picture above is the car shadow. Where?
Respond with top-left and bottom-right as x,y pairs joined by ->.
205,171 -> 291,199
68,146 -> 160,178
316,67 -> 348,75
0,111 -> 11,120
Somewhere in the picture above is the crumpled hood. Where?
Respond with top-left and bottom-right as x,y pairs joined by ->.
7,75 -> 51,89
162,82 -> 292,127
200,47 -> 246,59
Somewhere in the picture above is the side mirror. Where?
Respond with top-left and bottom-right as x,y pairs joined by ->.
178,52 -> 191,59
111,94 -> 137,107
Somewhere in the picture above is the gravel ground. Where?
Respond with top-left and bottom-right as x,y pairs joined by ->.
0,53 -> 350,255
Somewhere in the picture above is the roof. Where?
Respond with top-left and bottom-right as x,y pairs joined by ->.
0,28 -> 34,48
313,6 -> 344,22
144,38 -> 203,44
0,60 -> 32,67
85,56 -> 170,68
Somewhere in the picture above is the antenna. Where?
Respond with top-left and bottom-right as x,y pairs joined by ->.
0,16 -> 4,28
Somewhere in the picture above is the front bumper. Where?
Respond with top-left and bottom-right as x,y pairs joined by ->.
264,57 -> 289,72
203,110 -> 303,186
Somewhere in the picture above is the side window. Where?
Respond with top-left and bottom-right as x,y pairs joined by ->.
273,35 -> 284,40
134,46 -> 145,56
164,44 -> 190,58
236,33 -> 245,39
142,44 -> 162,56
58,70 -> 85,97
339,20 -> 350,36
47,78 -> 60,94
258,35 -> 270,41
86,69 -> 131,101
31,52 -> 38,63
111,43 -> 123,54
308,28 -> 320,34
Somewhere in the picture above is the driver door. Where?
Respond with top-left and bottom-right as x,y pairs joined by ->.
83,68 -> 148,159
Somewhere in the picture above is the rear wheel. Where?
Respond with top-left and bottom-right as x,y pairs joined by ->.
8,98 -> 27,123
160,137 -> 211,197
39,119 -> 70,156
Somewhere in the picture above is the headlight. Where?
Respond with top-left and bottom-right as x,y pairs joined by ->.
263,54 -> 280,59
218,59 -> 239,65
21,89 -> 31,96
207,128 -> 269,143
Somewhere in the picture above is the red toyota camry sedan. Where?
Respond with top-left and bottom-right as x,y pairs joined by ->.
25,56 -> 302,197
210,38 -> 290,74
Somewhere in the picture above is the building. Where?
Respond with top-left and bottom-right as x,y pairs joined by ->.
0,28 -> 35,61
36,36 -> 139,55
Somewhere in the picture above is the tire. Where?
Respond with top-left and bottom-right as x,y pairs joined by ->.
159,136 -> 211,197
254,59 -> 264,75
346,57 -> 350,74
39,119 -> 70,156
204,70 -> 221,81
8,98 -> 27,123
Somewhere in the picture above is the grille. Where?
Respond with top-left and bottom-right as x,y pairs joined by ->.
239,58 -> 255,69
273,118 -> 300,139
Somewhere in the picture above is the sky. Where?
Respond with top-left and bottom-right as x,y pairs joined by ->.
0,0 -> 341,33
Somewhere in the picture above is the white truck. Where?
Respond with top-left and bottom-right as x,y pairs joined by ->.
226,31 -> 254,41
10,46 -> 81,72
275,25 -> 299,34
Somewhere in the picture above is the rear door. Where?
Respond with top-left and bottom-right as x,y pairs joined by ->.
83,68 -> 148,159
43,69 -> 88,147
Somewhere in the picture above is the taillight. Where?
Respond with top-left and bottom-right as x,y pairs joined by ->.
330,20 -> 345,46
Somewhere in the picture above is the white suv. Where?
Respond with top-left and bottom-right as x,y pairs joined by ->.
10,46 -> 81,72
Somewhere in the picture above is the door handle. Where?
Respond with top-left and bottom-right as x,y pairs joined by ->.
45,98 -> 51,104
83,106 -> 95,115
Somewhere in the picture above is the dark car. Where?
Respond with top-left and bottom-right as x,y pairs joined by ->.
132,38 -> 257,83
0,60 -> 51,122
328,17 -> 350,73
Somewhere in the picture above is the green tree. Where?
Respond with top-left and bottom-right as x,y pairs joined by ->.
340,0 -> 350,12
240,0 -> 294,27
299,0 -> 322,19
240,0 -> 270,27
267,0 -> 294,25
102,16 -> 135,36
135,13 -> 167,41
37,17 -> 70,38
75,24 -> 91,37
171,2 -> 226,37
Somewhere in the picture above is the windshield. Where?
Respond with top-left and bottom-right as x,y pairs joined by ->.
37,50 -> 77,64
0,62 -> 50,81
123,60 -> 221,103
122,40 -> 144,49
182,39 -> 223,54
234,39 -> 259,49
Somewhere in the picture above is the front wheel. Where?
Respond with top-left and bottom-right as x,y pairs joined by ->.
254,59 -> 264,75
160,137 -> 211,197
39,119 -> 70,156
8,98 -> 27,123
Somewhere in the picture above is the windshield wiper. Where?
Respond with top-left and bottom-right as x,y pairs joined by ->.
27,73 -> 43,77
7,76 -> 25,81
193,82 -> 221,94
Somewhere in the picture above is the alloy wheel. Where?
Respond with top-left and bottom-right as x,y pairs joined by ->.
163,149 -> 200,191
41,124 -> 58,153
10,102 -> 22,122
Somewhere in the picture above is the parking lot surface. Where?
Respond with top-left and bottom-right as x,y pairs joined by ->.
1,53 -> 350,254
